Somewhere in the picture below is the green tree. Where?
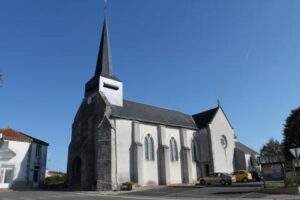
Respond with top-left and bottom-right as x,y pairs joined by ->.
260,138 -> 283,157
283,107 -> 300,161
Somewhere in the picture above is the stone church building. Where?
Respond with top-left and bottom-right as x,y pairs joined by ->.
68,18 -> 237,191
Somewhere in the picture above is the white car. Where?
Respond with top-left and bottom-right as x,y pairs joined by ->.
199,172 -> 236,186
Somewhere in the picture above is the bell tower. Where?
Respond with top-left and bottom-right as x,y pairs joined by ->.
85,17 -> 123,107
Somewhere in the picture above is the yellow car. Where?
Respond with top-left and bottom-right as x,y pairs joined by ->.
232,170 -> 253,182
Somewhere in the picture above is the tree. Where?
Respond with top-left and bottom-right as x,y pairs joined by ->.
283,107 -> 300,161
260,138 -> 283,157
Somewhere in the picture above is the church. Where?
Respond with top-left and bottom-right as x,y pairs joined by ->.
67,17 -> 238,191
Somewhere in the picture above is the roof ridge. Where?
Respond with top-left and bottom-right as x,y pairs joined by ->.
0,128 -> 49,146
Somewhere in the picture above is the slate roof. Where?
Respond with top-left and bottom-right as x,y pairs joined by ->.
235,141 -> 259,155
111,100 -> 198,129
0,128 -> 49,146
95,17 -> 120,81
192,107 -> 219,129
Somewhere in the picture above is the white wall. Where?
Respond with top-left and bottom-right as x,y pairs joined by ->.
165,127 -> 182,184
0,140 -> 30,188
139,123 -> 159,186
115,119 -> 132,184
113,110 -> 236,186
186,129 -> 197,183
99,76 -> 123,106
209,109 -> 235,174
0,140 -> 48,189
244,154 -> 251,170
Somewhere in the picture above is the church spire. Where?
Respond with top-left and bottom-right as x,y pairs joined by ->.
85,3 -> 123,107
95,16 -> 113,77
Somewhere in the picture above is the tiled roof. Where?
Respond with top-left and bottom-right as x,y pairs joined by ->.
111,100 -> 198,129
0,128 -> 49,146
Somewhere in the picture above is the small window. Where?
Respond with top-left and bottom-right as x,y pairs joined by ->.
4,169 -> 13,183
170,137 -> 178,161
1,166 -> 14,184
33,169 -> 39,182
36,144 -> 42,157
144,134 -> 155,161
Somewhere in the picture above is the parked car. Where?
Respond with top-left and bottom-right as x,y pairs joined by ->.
232,170 -> 253,182
199,172 -> 236,186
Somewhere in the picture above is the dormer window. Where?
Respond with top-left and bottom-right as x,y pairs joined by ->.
36,144 -> 42,158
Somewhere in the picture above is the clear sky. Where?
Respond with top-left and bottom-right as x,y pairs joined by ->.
1,0 -> 300,171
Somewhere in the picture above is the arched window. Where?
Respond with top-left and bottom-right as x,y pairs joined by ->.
144,134 -> 155,161
191,139 -> 197,162
170,137 -> 178,161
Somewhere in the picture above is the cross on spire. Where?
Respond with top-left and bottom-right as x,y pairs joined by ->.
84,0 -> 120,97
217,99 -> 221,107
104,0 -> 108,15
93,0 -> 119,81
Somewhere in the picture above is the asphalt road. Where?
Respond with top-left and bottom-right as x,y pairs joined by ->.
124,182 -> 267,199
0,183 -> 298,200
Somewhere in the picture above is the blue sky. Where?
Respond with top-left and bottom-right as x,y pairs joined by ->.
1,0 -> 300,171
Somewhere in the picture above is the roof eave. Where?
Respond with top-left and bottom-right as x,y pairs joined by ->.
110,115 -> 198,130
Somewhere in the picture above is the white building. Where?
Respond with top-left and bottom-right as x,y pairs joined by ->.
67,17 -> 241,191
0,128 -> 48,189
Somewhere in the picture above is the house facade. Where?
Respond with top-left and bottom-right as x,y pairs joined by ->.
67,17 -> 240,191
0,128 -> 48,189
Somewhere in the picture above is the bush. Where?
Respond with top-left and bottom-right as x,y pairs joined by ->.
284,179 -> 300,187
43,174 -> 67,190
120,182 -> 133,191
45,174 -> 67,185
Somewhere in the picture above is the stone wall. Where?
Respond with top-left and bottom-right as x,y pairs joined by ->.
67,92 -> 111,190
